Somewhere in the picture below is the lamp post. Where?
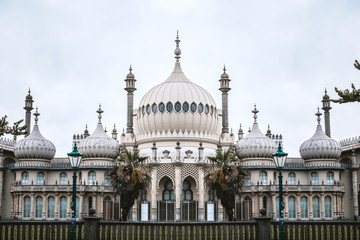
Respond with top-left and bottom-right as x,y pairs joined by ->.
67,143 -> 83,240
272,143 -> 288,240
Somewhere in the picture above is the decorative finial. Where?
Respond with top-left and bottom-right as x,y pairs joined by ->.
223,65 -> 226,73
34,107 -> 40,125
28,88 -> 31,95
252,104 -> 259,123
325,88 -> 327,95
174,31 -> 181,61
315,107 -> 322,125
153,140 -> 156,147
96,104 -> 104,123
129,65 -> 132,73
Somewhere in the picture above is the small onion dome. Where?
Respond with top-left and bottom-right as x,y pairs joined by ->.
236,106 -> 277,159
322,89 -> 330,100
126,65 -> 135,79
25,89 -> 33,100
221,66 -> 229,79
299,109 -> 341,160
78,106 -> 120,159
15,108 -> 56,160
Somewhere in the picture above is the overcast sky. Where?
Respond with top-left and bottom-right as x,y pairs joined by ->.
1,0 -> 360,157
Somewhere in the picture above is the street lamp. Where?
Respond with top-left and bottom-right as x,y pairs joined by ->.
67,143 -> 83,240
272,143 -> 288,240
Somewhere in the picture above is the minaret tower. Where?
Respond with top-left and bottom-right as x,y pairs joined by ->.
24,89 -> 34,137
219,66 -> 231,133
124,65 -> 136,134
322,89 -> 331,137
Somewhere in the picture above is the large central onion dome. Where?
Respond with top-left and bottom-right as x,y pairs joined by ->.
78,106 -> 120,160
236,106 -> 277,159
15,109 -> 56,160
299,109 -> 341,160
136,35 -> 220,139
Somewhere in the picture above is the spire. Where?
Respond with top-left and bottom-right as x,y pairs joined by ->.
97,104 -> 103,124
322,88 -> 331,138
252,104 -> 259,123
174,30 -> 181,61
266,124 -> 272,138
34,107 -> 40,125
315,107 -> 322,125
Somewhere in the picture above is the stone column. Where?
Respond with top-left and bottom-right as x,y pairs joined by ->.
352,170 -> 359,217
254,215 -> 272,240
18,193 -> 23,219
83,216 -> 102,240
43,194 -> 47,219
54,193 -> 59,219
309,195 -> 313,220
30,193 -> 35,219
79,194 -> 84,218
198,166 -> 205,221
271,193 -> 276,219
174,163 -> 182,221
150,164 -> 158,221
219,67 -> 231,134
296,194 -> 301,219
124,66 -> 136,134
320,193 -> 325,219
322,90 -> 331,138
67,195 -> 71,219
0,170 -> 4,216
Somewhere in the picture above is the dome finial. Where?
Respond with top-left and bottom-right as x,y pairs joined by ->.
315,107 -> 322,125
28,88 -> 31,95
34,107 -> 40,125
174,31 -> 181,61
252,104 -> 259,123
97,104 -> 104,123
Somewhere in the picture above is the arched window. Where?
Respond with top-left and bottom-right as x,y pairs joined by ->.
300,196 -> 308,218
190,102 -> 197,113
198,103 -> 204,113
166,102 -> 173,112
182,180 -> 193,201
288,196 -> 296,218
60,172 -> 67,185
288,173 -> 295,185
243,196 -> 252,220
60,196 -> 67,218
23,196 -> 31,218
146,104 -> 151,114
175,101 -> 181,112
259,171 -> 267,185
312,196 -> 320,218
35,196 -> 43,218
159,102 -> 165,113
311,172 -> 318,185
245,173 -> 251,186
142,106 -> 145,115
210,106 -> 214,115
104,172 -> 111,186
47,196 -> 55,218
327,172 -> 334,185
183,102 -> 189,112
37,172 -> 44,185
152,103 -> 157,113
89,171 -> 96,185
163,180 -> 175,201
22,172 -> 29,185
325,196 -> 332,218
205,104 -> 209,114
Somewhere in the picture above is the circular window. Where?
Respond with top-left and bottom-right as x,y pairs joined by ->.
205,104 -> 209,114
175,101 -> 181,112
142,106 -> 145,115
152,103 -> 157,113
183,102 -> 189,112
166,102 -> 173,112
183,180 -> 191,190
159,102 -> 165,113
146,105 -> 151,114
190,102 -> 197,113
210,106 -> 214,115
165,180 -> 173,190
198,103 -> 204,113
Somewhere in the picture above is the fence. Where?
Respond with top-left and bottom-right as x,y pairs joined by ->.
0,218 -> 359,240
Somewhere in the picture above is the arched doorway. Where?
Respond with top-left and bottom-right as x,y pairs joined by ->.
157,177 -> 175,221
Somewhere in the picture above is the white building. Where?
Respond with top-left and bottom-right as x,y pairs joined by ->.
0,35 -> 359,222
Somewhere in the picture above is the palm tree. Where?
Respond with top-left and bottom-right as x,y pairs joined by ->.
108,148 -> 150,221
205,148 -> 246,221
